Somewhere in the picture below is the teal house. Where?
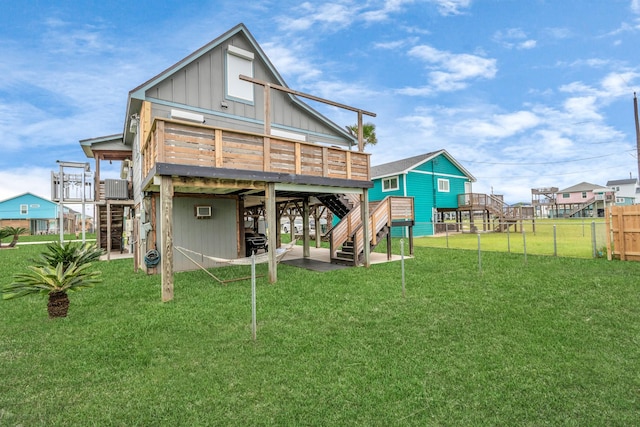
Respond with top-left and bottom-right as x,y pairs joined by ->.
0,193 -> 59,234
370,150 -> 475,236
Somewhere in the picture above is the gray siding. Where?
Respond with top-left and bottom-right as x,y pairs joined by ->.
157,196 -> 238,272
144,32 -> 348,146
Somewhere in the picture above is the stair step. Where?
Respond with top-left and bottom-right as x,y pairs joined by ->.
336,251 -> 354,259
331,256 -> 355,265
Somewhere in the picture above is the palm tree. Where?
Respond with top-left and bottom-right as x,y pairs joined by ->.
346,122 -> 378,148
3,262 -> 101,318
0,226 -> 27,248
35,241 -> 104,270
2,242 -> 103,318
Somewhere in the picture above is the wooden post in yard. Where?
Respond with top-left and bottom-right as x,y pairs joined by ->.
361,188 -> 371,267
266,182 -> 277,283
303,197 -> 310,259
160,176 -> 174,302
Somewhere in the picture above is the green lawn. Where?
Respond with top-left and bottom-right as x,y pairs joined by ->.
416,218 -> 608,259
2,243 -> 639,425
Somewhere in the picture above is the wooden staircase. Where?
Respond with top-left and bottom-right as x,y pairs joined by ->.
316,194 -> 358,219
327,196 -> 414,265
563,196 -> 596,218
458,193 -> 533,232
98,205 -> 125,252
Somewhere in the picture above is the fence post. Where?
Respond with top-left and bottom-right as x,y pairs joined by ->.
251,254 -> 257,341
477,233 -> 482,274
445,224 -> 449,249
400,238 -> 406,298
553,224 -> 557,257
522,228 -> 527,264
507,225 -> 511,253
591,221 -> 597,258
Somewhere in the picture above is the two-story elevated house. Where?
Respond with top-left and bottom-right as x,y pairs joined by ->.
79,24 -> 414,300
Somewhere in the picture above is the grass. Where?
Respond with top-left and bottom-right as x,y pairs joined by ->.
416,218 -> 608,259
2,243 -> 640,425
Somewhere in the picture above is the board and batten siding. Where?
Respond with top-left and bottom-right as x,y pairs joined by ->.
144,33 -> 347,147
155,196 -> 238,272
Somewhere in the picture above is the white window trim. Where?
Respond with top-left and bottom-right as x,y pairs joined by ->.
382,176 -> 399,192
226,45 -> 254,104
20,204 -> 28,215
438,178 -> 450,192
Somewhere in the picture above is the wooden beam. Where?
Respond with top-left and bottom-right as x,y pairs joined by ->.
265,183 -> 277,283
263,84 -> 271,172
361,189 -> 370,267
160,176 -> 174,301
303,197 -> 310,258
240,75 -> 376,117
106,202 -> 112,261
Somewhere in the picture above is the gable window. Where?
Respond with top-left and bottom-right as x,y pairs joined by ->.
438,178 -> 450,192
226,45 -> 254,103
382,176 -> 399,192
582,192 -> 587,198
20,204 -> 28,215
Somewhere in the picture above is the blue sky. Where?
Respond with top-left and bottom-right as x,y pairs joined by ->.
1,0 -> 640,204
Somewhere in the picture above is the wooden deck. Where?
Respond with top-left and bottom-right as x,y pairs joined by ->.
141,118 -> 370,185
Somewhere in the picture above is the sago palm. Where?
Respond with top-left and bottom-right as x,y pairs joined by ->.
0,226 -> 27,248
2,262 -> 102,318
35,241 -> 104,270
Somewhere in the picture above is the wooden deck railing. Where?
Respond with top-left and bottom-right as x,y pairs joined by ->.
141,118 -> 370,182
330,196 -> 414,263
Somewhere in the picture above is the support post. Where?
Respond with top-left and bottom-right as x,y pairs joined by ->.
303,197 -> 310,259
266,183 -> 277,283
160,176 -> 174,302
361,189 -> 371,267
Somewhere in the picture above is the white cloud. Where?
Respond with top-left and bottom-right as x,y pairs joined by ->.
374,37 -> 419,50
429,0 -> 473,16
493,28 -> 537,49
0,167 -> 53,201
399,44 -> 497,94
631,0 -> 640,14
519,40 -> 537,49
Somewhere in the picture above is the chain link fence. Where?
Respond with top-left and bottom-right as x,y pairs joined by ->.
410,219 -> 608,259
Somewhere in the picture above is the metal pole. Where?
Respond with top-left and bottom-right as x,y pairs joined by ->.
553,224 -> 557,257
522,228 -> 527,264
477,233 -> 482,274
81,166 -> 86,243
58,164 -> 64,244
591,221 -> 597,258
251,254 -> 257,341
400,239 -> 405,298
445,224 -> 449,248
507,225 -> 511,253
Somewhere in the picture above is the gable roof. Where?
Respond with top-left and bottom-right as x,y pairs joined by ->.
606,178 -> 637,186
557,182 -> 609,193
0,192 -> 54,205
371,150 -> 476,182
122,23 -> 355,147
79,134 -> 128,158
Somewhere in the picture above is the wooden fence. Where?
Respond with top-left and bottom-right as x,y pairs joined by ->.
607,205 -> 640,261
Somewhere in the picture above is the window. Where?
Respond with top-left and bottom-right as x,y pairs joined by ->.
438,178 -> 450,192
226,45 -> 254,103
382,176 -> 399,192
20,204 -> 28,215
581,192 -> 587,198
562,193 -> 570,198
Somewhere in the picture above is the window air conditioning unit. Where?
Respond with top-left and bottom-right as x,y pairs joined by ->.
195,205 -> 212,219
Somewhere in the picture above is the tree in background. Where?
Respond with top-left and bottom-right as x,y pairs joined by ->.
346,123 -> 377,148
